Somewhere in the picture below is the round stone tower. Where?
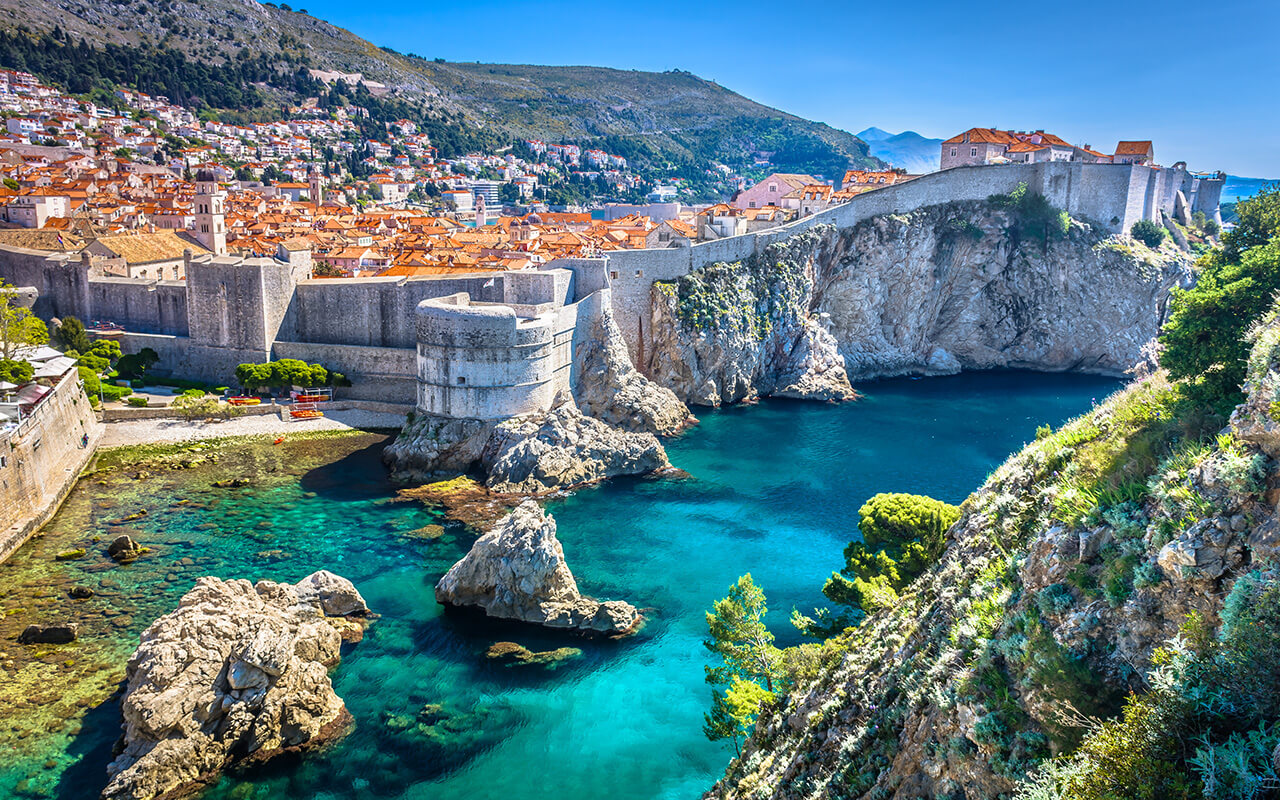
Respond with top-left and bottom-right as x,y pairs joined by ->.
414,293 -> 558,420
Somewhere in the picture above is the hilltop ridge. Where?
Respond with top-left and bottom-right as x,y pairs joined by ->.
0,0 -> 880,179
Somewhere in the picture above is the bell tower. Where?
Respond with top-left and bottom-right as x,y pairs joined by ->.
194,169 -> 227,256
308,166 -> 324,207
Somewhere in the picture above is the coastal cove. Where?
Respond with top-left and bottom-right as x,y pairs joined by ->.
0,370 -> 1120,800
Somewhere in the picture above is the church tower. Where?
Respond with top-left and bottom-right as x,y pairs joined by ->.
308,166 -> 324,207
193,169 -> 227,256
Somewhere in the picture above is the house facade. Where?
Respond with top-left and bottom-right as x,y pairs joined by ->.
732,173 -> 819,210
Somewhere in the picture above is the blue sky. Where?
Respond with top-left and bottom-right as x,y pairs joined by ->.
298,0 -> 1278,177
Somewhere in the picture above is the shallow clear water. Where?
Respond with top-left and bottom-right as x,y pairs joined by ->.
0,370 -> 1120,800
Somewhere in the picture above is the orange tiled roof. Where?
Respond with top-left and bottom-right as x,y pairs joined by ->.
1115,141 -> 1153,155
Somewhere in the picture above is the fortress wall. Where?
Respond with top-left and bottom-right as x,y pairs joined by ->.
565,287 -> 611,391
0,370 -> 101,564
603,162 -> 1174,363
186,259 -> 271,352
272,340 -> 417,404
87,278 -> 189,336
547,258 -> 610,301
291,275 -> 510,349
113,332 -> 190,373
0,247 -> 89,320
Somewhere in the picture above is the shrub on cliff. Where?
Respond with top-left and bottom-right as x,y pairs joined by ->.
1221,185 -> 1280,262
1159,188 -> 1280,409
1161,239 -> 1280,410
704,574 -> 781,755
990,182 -> 1070,241
1131,219 -> 1167,248
797,493 -> 960,636
1017,573 -> 1280,800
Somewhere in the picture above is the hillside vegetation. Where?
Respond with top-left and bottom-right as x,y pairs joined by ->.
0,0 -> 880,180
707,188 -> 1280,799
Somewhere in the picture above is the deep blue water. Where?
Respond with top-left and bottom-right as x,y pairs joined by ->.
1,370 -> 1120,800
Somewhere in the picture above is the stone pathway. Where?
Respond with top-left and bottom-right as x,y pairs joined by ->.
100,408 -> 406,447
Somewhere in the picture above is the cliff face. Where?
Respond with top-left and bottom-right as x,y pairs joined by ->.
649,201 -> 1193,406
704,311 -> 1280,799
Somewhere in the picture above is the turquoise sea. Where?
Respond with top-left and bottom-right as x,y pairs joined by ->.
0,370 -> 1120,800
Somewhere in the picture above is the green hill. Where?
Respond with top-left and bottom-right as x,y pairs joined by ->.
0,0 -> 881,183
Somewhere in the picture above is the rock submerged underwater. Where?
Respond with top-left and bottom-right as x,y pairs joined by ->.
102,570 -> 370,800
435,500 -> 642,636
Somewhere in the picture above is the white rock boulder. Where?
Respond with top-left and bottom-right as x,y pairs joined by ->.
435,501 -> 641,635
101,571 -> 370,800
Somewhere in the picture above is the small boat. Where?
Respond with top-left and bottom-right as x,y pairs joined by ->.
273,437 -> 285,445
290,409 -> 324,419
228,396 -> 261,406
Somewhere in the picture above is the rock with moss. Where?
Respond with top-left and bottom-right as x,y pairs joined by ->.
108,535 -> 146,563
101,571 -> 371,800
385,402 -> 671,494
650,200 -> 1192,407
484,641 -> 583,666
382,413 -> 495,484
435,500 -> 641,636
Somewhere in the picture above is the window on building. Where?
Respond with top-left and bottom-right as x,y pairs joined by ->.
769,184 -> 777,193
971,147 -> 978,157
609,270 -> 618,280
749,201 -> 756,208
950,147 -> 957,157
634,270 -> 643,277
456,377 -> 466,385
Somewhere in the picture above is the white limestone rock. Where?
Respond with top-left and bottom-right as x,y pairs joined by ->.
648,202 -> 1193,406
382,413 -> 496,483
573,305 -> 696,435
480,403 -> 670,494
435,500 -> 641,635
101,572 -> 370,800
773,316 -> 857,402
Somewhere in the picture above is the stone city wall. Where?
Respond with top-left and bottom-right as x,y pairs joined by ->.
272,340 -> 418,404
603,161 -> 1201,362
0,164 -> 1217,404
0,370 -> 101,563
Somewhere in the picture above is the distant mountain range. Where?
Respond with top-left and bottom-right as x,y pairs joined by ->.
1222,175 -> 1277,203
0,0 -> 882,185
856,127 -> 943,174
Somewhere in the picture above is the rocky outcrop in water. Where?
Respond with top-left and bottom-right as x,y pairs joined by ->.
480,403 -> 669,494
650,200 -> 1193,406
385,304 -> 685,489
108,535 -> 144,563
435,500 -> 642,635
385,402 -> 670,493
573,305 -> 697,435
382,414 -> 496,483
102,570 -> 370,800
706,307 -> 1280,800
